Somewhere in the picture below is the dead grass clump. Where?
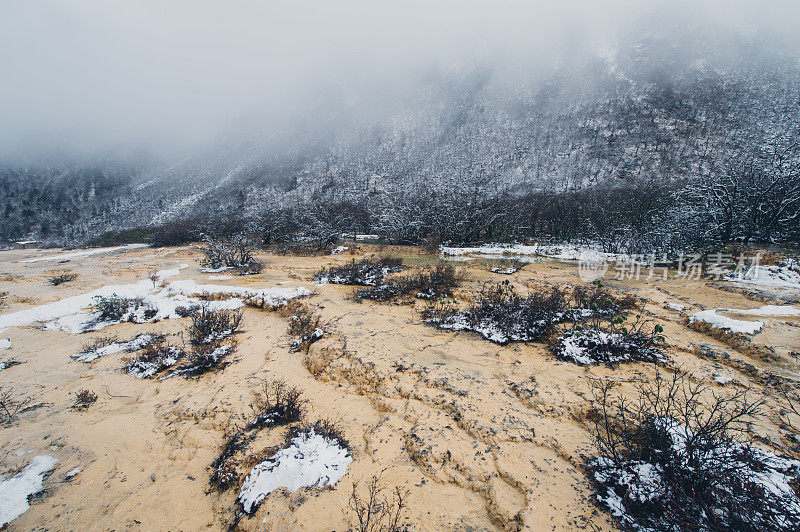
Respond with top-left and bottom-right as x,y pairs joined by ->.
72,389 -> 98,411
48,271 -> 78,286
314,256 -> 403,286
353,264 -> 465,302
588,370 -> 800,531
349,472 -> 410,532
303,346 -> 340,376
423,280 -> 568,345
0,387 -> 31,425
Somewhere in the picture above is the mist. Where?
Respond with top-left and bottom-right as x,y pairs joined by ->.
1,0 -> 798,164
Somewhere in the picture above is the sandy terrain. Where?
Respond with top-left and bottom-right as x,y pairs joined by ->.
0,244 -> 798,531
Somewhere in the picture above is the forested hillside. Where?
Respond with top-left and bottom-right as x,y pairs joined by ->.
2,34 -> 798,250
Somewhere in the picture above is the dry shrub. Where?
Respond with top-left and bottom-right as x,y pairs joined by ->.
314,256 -> 403,286
48,271 -> 78,286
423,280 -> 568,345
349,472 -> 410,532
72,389 -> 98,410
123,339 -> 184,378
210,381 -> 305,492
353,264 -> 465,302
198,235 -> 263,275
187,307 -> 243,345
0,387 -> 31,425
570,280 -> 639,317
588,369 -> 800,531
285,304 -> 323,352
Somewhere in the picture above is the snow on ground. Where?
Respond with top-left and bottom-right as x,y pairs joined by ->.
0,267 -> 311,334
665,303 -> 685,312
0,338 -> 9,350
20,244 -> 147,263
238,429 -> 352,514
0,455 -> 58,526
72,334 -> 157,362
690,309 -> 763,334
725,261 -> 800,289
331,246 -> 349,255
439,243 -> 623,263
734,305 -> 800,316
208,275 -> 232,280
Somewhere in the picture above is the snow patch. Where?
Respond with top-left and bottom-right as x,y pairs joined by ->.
238,429 -> 351,514
0,269 -> 310,334
690,309 -> 763,334
21,244 -> 147,263
72,334 -> 156,362
0,338 -> 9,350
0,455 -> 58,526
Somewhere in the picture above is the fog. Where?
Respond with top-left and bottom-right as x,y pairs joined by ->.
1,0 -> 798,163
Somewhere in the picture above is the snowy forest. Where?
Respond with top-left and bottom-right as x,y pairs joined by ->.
1,30 -> 798,252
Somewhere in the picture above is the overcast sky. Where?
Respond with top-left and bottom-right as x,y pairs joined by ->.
1,1 -> 798,163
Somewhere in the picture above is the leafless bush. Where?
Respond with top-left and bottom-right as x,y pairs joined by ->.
210,380 -> 306,492
187,307 -> 243,346
284,304 -> 324,352
0,387 -> 31,425
353,264 -> 465,302
48,272 -> 77,286
588,370 -> 800,531
72,389 -> 98,410
248,381 -> 305,430
198,235 -> 263,274
349,472 -> 410,532
423,280 -> 568,344
551,314 -> 666,365
314,256 -> 403,286
123,339 -> 184,378
570,280 -> 639,318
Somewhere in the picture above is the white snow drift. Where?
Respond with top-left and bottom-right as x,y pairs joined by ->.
238,429 -> 352,514
0,455 -> 57,526
0,266 -> 311,334
20,244 -> 147,263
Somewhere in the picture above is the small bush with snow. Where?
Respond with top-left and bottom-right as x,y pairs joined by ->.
552,315 -> 666,366
198,235 -> 263,275
314,256 -> 403,286
353,264 -> 464,302
423,281 -> 567,344
123,338 -> 184,378
588,370 -> 800,531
